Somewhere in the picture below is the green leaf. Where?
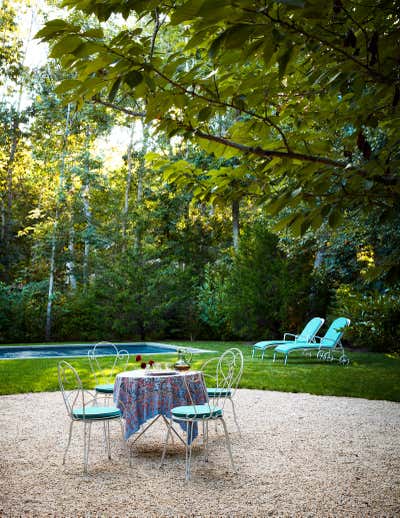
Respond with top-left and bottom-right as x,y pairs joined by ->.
208,32 -> 225,59
55,79 -> 81,94
276,0 -> 305,7
328,209 -> 343,228
170,3 -> 200,24
272,213 -> 297,232
108,78 -> 122,101
82,28 -> 104,38
197,106 -> 212,121
35,19 -> 74,40
125,71 -> 143,88
50,36 -> 83,58
278,45 -> 293,79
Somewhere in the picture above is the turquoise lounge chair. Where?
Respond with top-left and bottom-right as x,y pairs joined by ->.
252,317 -> 324,359
273,317 -> 351,365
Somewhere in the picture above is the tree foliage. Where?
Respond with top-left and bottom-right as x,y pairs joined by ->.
36,0 -> 400,236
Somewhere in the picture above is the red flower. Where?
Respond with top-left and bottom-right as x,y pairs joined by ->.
149,359 -> 155,366
135,354 -> 142,362
140,362 -> 147,369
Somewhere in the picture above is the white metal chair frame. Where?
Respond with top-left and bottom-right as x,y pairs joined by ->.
160,349 -> 239,481
315,319 -> 351,365
88,341 -> 130,399
58,360 -> 126,473
201,348 -> 243,434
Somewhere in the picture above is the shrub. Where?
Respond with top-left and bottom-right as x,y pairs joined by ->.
332,284 -> 400,353
197,222 -> 315,340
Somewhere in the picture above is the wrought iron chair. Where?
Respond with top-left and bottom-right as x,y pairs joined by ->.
58,360 -> 126,473
201,348 -> 243,434
160,349 -> 239,481
88,341 -> 129,400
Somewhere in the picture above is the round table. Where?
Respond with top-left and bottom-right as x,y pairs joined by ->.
114,369 -> 207,443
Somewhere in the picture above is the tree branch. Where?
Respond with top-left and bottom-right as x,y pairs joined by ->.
92,96 -> 145,117
241,7 -> 391,84
153,67 -> 291,151
192,128 -> 347,167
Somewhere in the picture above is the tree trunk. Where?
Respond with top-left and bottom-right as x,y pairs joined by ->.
122,124 -> 135,252
82,183 -> 91,288
1,113 -> 20,279
82,128 -> 93,288
45,103 -> 71,341
66,224 -> 77,291
1,198 -> 5,242
135,122 -> 149,255
232,199 -> 240,252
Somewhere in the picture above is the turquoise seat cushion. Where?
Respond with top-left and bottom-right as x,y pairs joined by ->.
253,340 -> 287,349
73,406 -> 121,420
207,387 -> 231,397
95,383 -> 114,393
275,341 -> 316,353
171,404 -> 222,419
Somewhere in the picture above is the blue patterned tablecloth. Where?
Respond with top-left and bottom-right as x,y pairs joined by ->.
114,370 -> 207,442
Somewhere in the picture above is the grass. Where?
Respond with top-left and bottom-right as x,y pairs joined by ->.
0,341 -> 399,401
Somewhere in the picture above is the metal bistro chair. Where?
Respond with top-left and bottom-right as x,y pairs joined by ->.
201,348 -> 243,435
88,341 -> 129,400
58,360 -> 126,473
160,349 -> 238,481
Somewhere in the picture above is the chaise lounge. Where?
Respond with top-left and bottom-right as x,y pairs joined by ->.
252,317 -> 325,359
273,317 -> 351,365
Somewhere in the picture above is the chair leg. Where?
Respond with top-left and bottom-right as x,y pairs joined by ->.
63,420 -> 74,465
83,421 -> 92,473
273,352 -> 276,362
203,420 -> 209,463
185,422 -> 194,482
229,397 -> 241,435
106,420 -> 112,460
102,421 -> 108,453
220,417 -> 236,473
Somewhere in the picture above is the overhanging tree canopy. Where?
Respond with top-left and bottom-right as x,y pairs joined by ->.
36,0 -> 400,233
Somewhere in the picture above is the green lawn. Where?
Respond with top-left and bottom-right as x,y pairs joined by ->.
0,341 -> 399,401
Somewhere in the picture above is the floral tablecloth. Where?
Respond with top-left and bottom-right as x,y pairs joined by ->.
114,370 -> 207,442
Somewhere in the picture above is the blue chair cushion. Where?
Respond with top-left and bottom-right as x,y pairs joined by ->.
95,383 -> 114,393
73,406 -> 121,420
275,341 -> 314,353
207,388 -> 231,397
171,404 -> 222,419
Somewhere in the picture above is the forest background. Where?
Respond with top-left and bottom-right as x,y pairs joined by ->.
1,0 -> 399,354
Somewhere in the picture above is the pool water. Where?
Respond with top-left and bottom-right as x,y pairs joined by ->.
0,343 -> 178,360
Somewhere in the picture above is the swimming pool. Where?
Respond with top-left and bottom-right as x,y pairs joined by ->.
0,342 -> 180,360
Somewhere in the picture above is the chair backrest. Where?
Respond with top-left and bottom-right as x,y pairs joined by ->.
88,341 -> 129,385
320,317 -> 350,348
220,347 -> 243,397
297,317 -> 325,342
214,348 -> 244,408
200,356 -> 219,386
58,360 -> 85,418
201,348 -> 244,399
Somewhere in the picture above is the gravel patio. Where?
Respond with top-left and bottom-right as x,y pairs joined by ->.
0,388 -> 399,517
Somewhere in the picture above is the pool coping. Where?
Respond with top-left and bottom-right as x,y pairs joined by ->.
0,342 -> 215,360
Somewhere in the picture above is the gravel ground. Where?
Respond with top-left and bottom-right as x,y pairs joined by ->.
0,389 -> 399,517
